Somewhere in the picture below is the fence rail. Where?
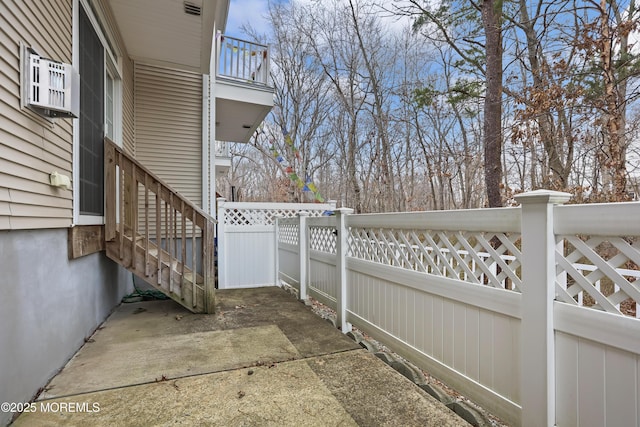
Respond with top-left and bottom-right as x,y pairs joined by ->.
275,191 -> 640,426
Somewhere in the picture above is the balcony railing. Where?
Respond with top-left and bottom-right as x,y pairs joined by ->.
215,141 -> 231,158
217,33 -> 270,86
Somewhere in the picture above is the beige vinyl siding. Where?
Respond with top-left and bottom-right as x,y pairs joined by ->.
134,62 -> 202,207
0,0 -> 73,230
0,0 -> 134,230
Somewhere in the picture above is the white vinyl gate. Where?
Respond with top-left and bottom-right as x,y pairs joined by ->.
216,199 -> 335,289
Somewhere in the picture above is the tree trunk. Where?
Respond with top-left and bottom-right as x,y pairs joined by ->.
600,0 -> 630,200
482,0 -> 503,207
348,0 -> 394,211
348,120 -> 362,213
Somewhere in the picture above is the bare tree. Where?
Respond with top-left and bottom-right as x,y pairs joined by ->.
242,1 -> 336,203
227,0 -> 640,209
588,0 -> 638,200
398,0 -> 504,206
508,0 -> 576,190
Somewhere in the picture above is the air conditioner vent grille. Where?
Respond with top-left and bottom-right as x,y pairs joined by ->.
26,52 -> 79,118
184,2 -> 201,16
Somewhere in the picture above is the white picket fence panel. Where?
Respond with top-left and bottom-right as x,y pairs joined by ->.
217,199 -> 335,289
275,191 -> 640,427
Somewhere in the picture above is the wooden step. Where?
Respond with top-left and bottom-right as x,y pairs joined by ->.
104,139 -> 216,314
106,231 -> 206,313
148,247 -> 204,285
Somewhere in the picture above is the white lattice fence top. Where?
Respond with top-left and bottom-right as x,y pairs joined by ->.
278,222 -> 299,245
223,207 -> 328,226
223,209 -> 295,226
310,226 -> 337,254
555,235 -> 640,317
348,227 -> 523,291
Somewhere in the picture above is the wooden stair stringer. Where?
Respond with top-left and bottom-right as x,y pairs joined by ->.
105,231 -> 206,313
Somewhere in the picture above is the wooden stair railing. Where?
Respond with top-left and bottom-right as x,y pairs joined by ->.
104,138 -> 216,313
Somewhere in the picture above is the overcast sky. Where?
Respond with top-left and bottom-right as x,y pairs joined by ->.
225,0 -> 413,40
226,0 -> 273,39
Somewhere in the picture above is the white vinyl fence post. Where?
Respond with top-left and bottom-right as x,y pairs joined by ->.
216,198 -> 227,289
515,190 -> 570,427
336,208 -> 354,333
298,211 -> 309,301
274,215 -> 282,287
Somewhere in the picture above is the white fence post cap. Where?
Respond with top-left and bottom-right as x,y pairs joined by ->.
298,210 -> 310,217
335,207 -> 354,215
515,189 -> 571,205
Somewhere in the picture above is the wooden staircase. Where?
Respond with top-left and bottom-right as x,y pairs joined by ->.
104,138 -> 216,313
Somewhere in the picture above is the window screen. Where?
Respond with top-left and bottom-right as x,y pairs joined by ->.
79,6 -> 105,216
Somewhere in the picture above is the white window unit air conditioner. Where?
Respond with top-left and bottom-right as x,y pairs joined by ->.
26,52 -> 79,118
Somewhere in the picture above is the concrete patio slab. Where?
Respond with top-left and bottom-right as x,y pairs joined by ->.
40,325 -> 300,399
307,350 -> 465,426
13,287 -> 469,426
15,360 -> 358,427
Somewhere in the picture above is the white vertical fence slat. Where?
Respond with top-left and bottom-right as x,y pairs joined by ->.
577,339 -> 606,426
273,191 -> 640,426
465,306 -> 480,380
604,346 -> 637,427
555,332 -> 579,427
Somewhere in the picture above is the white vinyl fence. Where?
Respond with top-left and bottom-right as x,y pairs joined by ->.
217,199 -> 335,289
275,190 -> 640,427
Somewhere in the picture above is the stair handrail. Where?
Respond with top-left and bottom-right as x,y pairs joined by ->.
104,138 -> 217,313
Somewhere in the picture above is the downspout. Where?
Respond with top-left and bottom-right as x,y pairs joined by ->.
202,74 -> 210,214
208,31 -> 219,216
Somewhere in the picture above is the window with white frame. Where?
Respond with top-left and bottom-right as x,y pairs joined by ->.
75,0 -> 122,223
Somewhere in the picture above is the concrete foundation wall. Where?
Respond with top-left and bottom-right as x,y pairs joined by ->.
0,229 -> 133,426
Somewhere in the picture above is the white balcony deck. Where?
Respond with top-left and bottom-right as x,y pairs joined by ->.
214,141 -> 231,176
215,34 -> 274,143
